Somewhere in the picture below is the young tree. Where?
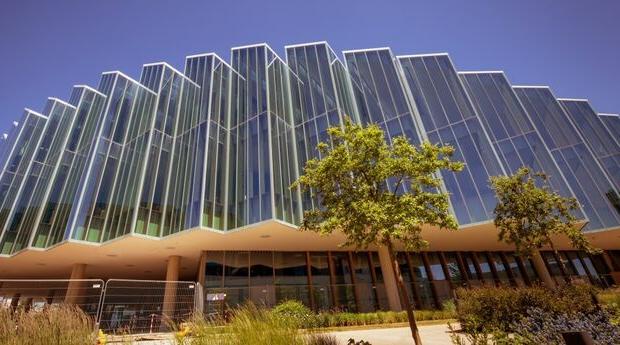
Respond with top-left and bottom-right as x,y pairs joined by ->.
292,119 -> 463,345
490,167 -> 599,288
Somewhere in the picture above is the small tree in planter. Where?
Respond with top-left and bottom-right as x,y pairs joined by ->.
292,118 -> 463,345
489,167 -> 599,288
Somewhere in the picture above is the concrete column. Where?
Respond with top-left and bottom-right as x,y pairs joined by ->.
162,255 -> 180,321
197,251 -> 207,287
531,250 -> 555,289
377,246 -> 402,311
65,263 -> 87,304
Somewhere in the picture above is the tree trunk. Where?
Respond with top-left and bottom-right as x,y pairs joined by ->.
386,239 -> 423,345
531,249 -> 555,289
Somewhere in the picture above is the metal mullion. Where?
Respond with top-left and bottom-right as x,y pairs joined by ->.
200,57 -> 215,228
283,68 -> 303,222
264,49 -> 276,221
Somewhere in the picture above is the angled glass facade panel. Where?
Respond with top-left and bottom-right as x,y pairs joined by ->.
459,72 -> 581,218
286,43 -> 351,211
267,58 -> 301,224
69,72 -> 157,243
599,114 -> 620,146
398,55 -> 505,224
30,87 -> 107,249
0,120 -> 21,170
132,64 -> 200,237
0,99 -> 76,254
184,54 -> 237,230
231,45 -> 273,226
0,111 -> 47,251
559,100 -> 620,192
230,44 -> 301,227
514,87 -> 620,231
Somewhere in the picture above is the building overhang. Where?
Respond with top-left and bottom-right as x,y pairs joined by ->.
0,219 -> 618,280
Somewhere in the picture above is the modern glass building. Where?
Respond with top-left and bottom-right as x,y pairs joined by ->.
0,42 -> 619,313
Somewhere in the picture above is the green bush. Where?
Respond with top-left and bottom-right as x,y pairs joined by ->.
271,300 -> 316,328
455,285 -> 599,332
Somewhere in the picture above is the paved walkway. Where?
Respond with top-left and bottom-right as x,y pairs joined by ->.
328,324 -> 454,345
133,324 -> 456,344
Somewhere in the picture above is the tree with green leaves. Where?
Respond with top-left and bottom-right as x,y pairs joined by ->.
292,118 -> 463,345
490,167 -> 599,288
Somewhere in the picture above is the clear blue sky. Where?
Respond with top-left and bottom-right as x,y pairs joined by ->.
1,0 -> 618,133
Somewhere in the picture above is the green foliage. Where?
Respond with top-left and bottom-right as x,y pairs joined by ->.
293,118 -> 463,250
448,322 -> 517,345
0,304 -> 96,345
598,288 -> 620,324
305,309 -> 454,328
271,300 -> 315,328
185,303 -> 304,345
454,285 -> 599,332
490,167 -> 598,257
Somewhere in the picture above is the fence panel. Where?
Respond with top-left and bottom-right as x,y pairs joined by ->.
99,279 -> 196,334
0,279 -> 104,319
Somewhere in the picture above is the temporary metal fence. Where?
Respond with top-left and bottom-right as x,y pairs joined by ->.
98,279 -> 197,334
0,279 -> 104,319
0,276 -> 617,335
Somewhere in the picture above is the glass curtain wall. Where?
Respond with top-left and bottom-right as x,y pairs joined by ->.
184,54 -> 236,230
459,72 -> 582,216
0,99 -> 76,253
344,49 -> 422,147
68,72 -> 157,243
397,54 -> 505,225
134,64 -> 200,237
230,45 -> 301,227
558,99 -> 620,192
0,110 -> 47,254
285,43 -> 347,211
20,87 -> 108,251
514,87 -> 620,231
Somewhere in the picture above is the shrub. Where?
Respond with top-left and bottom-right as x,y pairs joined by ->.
514,307 -> 620,345
186,303 -> 305,345
271,300 -> 316,328
597,288 -> 620,324
0,304 -> 96,345
455,285 -> 598,332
